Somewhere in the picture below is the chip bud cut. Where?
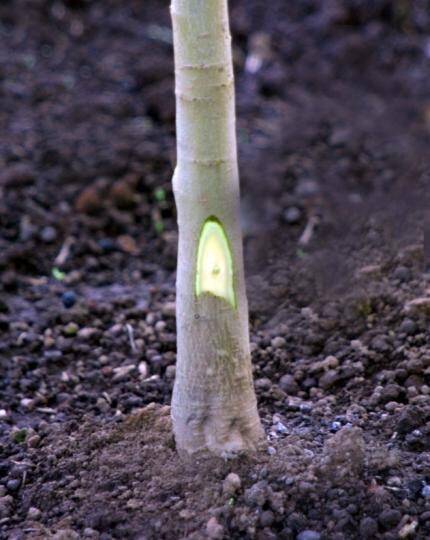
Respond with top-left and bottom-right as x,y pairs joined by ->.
196,217 -> 235,308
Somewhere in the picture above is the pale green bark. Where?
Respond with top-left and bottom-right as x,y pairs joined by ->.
171,0 -> 263,455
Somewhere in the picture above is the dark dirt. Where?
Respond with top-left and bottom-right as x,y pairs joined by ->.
1,0 -> 430,538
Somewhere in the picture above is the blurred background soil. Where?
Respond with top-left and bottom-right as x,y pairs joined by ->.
0,1 -> 429,539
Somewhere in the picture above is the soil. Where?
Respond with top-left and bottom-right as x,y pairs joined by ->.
1,1 -> 430,539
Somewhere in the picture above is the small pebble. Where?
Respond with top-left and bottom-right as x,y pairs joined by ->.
27,434 -> 41,448
275,421 -> 288,434
399,319 -> 416,335
299,403 -> 312,414
40,225 -> 57,243
20,398 -> 35,410
223,473 -> 241,496
206,517 -> 224,539
6,478 -> 21,492
422,484 -> 430,498
155,320 -> 166,332
319,370 -> 339,390
78,327 -> 98,340
255,377 -> 272,390
371,335 -> 390,352
27,506 -> 42,520
138,361 -> 149,378
385,401 -> 400,412
407,386 -> 418,398
283,206 -> 302,224
387,476 -> 401,487
112,365 -> 135,382
96,397 -> 110,413
271,336 -> 286,349
61,291 -> 76,309
279,374 -> 299,395
63,322 -> 79,336
330,421 -> 342,433
379,384 -> 401,403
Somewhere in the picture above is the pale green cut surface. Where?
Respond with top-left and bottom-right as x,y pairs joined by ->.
195,218 -> 236,308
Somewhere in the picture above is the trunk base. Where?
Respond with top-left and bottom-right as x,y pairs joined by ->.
172,397 -> 264,457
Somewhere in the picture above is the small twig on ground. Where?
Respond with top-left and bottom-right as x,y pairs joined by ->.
298,215 -> 320,246
126,323 -> 138,354
54,236 -> 75,266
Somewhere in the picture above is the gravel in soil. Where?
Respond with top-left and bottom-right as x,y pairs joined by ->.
1,1 -> 430,539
